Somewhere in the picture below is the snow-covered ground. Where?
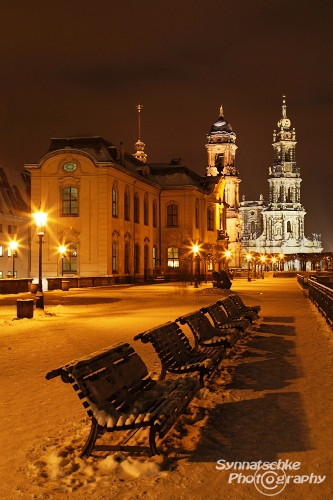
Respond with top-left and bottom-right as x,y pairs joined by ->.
0,279 -> 332,499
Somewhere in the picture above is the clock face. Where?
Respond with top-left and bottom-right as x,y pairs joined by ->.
63,161 -> 77,172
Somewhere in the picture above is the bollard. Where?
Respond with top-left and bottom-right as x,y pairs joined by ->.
61,280 -> 70,291
17,299 -> 34,319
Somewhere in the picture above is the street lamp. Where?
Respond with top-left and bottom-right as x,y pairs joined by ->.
260,255 -> 266,279
245,253 -> 252,282
9,240 -> 18,278
224,249 -> 231,272
192,244 -> 200,288
59,245 -> 67,276
33,210 -> 48,309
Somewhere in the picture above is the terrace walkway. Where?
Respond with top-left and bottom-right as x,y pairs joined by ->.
0,276 -> 332,499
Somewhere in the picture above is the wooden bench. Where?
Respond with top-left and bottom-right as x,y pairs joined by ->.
228,294 -> 261,319
177,310 -> 241,350
134,321 -> 225,387
201,301 -> 250,332
220,295 -> 259,323
46,342 -> 199,457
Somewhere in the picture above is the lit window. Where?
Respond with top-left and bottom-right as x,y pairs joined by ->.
207,260 -> 213,271
152,245 -> 157,269
167,203 -> 178,227
62,187 -> 78,215
112,188 -> 118,217
167,247 -> 179,268
0,245 -> 3,257
62,242 -> 78,272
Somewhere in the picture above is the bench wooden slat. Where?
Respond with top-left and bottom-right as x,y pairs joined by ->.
177,309 -> 241,350
46,341 -> 199,457
134,321 -> 225,386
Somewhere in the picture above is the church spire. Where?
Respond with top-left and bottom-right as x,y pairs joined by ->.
133,103 -> 147,163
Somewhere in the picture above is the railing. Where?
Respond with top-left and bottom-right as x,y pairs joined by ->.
297,274 -> 308,288
308,278 -> 333,328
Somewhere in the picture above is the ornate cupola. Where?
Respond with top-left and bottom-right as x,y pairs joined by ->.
133,104 -> 147,163
206,105 -> 238,177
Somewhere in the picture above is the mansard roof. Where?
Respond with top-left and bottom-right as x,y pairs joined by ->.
44,136 -> 146,173
147,163 -> 204,188
0,166 -> 30,216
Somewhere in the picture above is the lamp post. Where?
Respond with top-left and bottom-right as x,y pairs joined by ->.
192,244 -> 199,288
260,255 -> 266,279
279,252 -> 284,271
271,256 -> 277,272
33,210 -> 47,309
9,240 -> 18,277
58,245 -> 66,276
245,253 -> 252,282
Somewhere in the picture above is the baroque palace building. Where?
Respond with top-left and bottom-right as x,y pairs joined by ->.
239,97 -> 322,268
25,106 -> 242,284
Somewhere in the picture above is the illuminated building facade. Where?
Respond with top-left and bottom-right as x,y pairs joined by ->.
240,97 -> 323,266
25,130 -> 233,283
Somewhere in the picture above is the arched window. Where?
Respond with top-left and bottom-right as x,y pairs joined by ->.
287,221 -> 292,233
207,207 -> 214,231
63,242 -> 78,273
112,187 -> 118,217
144,194 -> 149,226
167,247 -> 179,268
250,221 -> 256,234
134,193 -> 140,223
62,187 -> 78,215
124,188 -> 130,220
167,203 -> 178,227
152,200 -> 157,227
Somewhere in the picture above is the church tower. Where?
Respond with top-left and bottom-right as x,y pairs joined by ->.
206,106 -> 242,267
240,96 -> 322,263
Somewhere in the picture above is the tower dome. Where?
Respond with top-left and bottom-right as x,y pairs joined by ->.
207,105 -> 236,144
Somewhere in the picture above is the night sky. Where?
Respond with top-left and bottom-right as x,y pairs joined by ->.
0,1 -> 332,250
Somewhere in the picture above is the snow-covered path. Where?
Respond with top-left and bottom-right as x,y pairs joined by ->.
0,279 -> 332,499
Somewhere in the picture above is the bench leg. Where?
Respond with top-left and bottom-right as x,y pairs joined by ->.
80,418 -> 100,458
149,426 -> 159,456
159,365 -> 167,381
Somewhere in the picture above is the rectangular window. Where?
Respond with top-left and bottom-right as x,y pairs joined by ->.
62,242 -> 78,272
0,224 -> 2,232
124,191 -> 130,220
8,225 -> 12,234
62,187 -> 78,215
0,271 -> 3,278
152,200 -> 157,227
112,188 -> 118,217
167,247 -> 179,268
134,194 -> 139,223
0,245 -> 3,257
112,242 -> 118,273
167,204 -> 178,227
207,208 -> 214,231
